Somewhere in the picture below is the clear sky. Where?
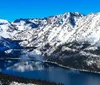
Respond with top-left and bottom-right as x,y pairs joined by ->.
0,0 -> 100,21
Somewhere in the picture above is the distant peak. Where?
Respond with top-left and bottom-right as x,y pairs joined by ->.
64,12 -> 84,17
0,19 -> 9,24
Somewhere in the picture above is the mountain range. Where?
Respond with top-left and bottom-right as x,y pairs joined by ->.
1,12 -> 100,73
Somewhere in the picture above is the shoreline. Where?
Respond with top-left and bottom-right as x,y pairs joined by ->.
43,61 -> 100,74
0,71 -> 64,85
0,58 -> 99,74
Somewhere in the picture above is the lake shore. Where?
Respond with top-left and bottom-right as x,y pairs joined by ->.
0,72 -> 64,85
43,61 -> 100,74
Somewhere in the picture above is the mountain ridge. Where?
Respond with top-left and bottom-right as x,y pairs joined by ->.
1,12 -> 100,73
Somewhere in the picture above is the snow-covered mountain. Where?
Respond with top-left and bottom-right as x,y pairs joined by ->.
13,12 -> 83,46
1,12 -> 100,72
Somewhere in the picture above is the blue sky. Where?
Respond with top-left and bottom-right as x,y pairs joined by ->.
0,0 -> 100,21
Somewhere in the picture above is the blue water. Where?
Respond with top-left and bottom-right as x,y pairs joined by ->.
1,60 -> 100,85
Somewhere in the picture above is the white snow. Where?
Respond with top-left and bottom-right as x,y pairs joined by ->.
0,19 -> 8,24
10,82 -> 36,85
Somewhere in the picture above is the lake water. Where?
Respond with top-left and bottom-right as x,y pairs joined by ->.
0,59 -> 100,85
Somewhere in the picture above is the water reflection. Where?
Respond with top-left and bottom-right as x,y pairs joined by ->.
1,59 -> 100,85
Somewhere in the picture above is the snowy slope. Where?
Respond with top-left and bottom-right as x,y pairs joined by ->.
0,36 -> 22,57
0,19 -> 17,38
67,13 -> 100,45
13,12 -> 83,47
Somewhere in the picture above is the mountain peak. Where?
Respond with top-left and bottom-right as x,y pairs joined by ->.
64,12 -> 84,17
